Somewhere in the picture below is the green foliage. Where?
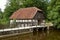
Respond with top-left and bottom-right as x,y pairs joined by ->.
1,0 -> 21,25
0,9 -> 3,19
22,0 -> 48,12
4,0 -> 20,19
47,0 -> 60,28
0,18 -> 9,25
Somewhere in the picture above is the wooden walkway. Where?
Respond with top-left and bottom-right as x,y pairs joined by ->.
0,25 -> 47,38
0,25 -> 46,32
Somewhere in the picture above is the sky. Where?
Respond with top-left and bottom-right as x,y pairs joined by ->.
0,0 -> 7,11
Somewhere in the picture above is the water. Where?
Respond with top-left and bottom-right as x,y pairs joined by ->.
0,30 -> 60,40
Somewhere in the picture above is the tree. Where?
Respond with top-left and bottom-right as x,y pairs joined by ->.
47,0 -> 60,29
23,0 -> 49,13
3,0 -> 21,19
0,8 -> 3,19
1,0 -> 21,24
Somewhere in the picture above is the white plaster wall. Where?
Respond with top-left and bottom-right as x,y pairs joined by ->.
10,20 -> 15,24
16,20 -> 38,22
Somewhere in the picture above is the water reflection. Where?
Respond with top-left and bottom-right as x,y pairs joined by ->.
0,30 -> 60,40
